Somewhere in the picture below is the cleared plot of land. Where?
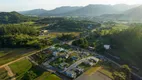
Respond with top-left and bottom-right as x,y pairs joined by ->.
9,59 -> 32,79
35,72 -> 61,80
84,66 -> 101,75
47,32 -> 80,38
99,69 -> 113,79
76,71 -> 112,80
0,48 -> 37,66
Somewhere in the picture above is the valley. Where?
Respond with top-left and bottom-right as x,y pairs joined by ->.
0,3 -> 142,80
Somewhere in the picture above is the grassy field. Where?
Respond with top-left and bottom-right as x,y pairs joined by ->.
84,66 -> 101,75
35,72 -> 61,80
99,69 -> 113,79
47,32 -> 80,38
0,48 -> 38,66
9,59 -> 32,79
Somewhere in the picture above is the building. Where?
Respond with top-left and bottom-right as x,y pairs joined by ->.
65,71 -> 76,78
58,48 -> 65,52
59,62 -> 68,70
83,61 -> 94,66
62,54 -> 69,59
50,46 -> 56,50
74,67 -> 84,75
52,51 -> 58,56
104,45 -> 110,50
40,30 -> 48,35
71,56 -> 78,61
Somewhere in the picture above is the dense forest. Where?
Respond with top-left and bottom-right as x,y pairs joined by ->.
46,19 -> 101,32
72,23 -> 142,75
0,12 -> 38,24
0,24 -> 52,49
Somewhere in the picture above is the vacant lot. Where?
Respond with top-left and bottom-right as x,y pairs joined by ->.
76,71 -> 112,80
0,48 -> 37,66
35,72 -> 61,80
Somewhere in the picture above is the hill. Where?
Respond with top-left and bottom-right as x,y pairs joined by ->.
19,9 -> 48,16
123,5 -> 142,20
0,11 -> 27,24
62,4 -> 121,17
20,6 -> 82,16
109,25 -> 142,75
40,6 -> 82,16
19,4 -> 138,17
99,5 -> 142,21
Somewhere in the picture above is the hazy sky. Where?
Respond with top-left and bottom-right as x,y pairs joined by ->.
0,0 -> 142,11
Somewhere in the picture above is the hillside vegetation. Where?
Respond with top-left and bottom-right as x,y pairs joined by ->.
0,12 -> 38,24
110,25 -> 142,75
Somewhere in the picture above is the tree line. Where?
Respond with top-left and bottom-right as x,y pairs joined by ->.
0,24 -> 52,49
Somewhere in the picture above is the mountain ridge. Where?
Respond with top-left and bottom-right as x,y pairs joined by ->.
19,4 -> 139,17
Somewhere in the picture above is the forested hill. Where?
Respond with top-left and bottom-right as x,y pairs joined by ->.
0,11 -> 37,24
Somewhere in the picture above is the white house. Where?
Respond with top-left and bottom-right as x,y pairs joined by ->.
104,45 -> 110,50
58,48 -> 65,52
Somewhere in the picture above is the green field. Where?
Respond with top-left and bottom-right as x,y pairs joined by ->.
35,72 -> 61,80
0,48 -> 38,66
9,59 -> 32,79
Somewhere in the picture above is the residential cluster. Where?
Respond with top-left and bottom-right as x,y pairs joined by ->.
42,44 -> 100,79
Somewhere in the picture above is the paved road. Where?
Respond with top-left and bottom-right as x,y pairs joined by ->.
70,45 -> 142,80
65,56 -> 98,72
0,46 -> 51,69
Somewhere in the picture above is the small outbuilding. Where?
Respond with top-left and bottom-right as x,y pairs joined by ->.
104,45 -> 110,50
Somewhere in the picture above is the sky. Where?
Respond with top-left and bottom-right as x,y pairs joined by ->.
0,0 -> 142,11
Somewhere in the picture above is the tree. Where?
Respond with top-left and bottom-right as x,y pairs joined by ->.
113,71 -> 126,80
23,71 -> 37,80
72,38 -> 88,48
121,65 -> 131,80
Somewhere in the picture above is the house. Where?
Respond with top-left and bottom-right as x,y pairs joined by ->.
104,45 -> 110,50
52,51 -> 58,56
74,67 -> 84,75
88,46 -> 94,50
59,62 -> 68,70
83,61 -> 94,66
58,48 -> 65,52
65,71 -> 76,78
41,30 -> 48,33
40,30 -> 48,35
62,54 -> 69,59
91,57 -> 99,63
50,46 -> 56,50
71,56 -> 78,61
83,57 -> 99,66
82,52 -> 90,56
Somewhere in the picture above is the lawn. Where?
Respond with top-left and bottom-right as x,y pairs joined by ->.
35,72 -> 61,80
99,69 -> 113,79
0,48 -> 38,66
84,66 -> 101,75
9,59 -> 32,79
